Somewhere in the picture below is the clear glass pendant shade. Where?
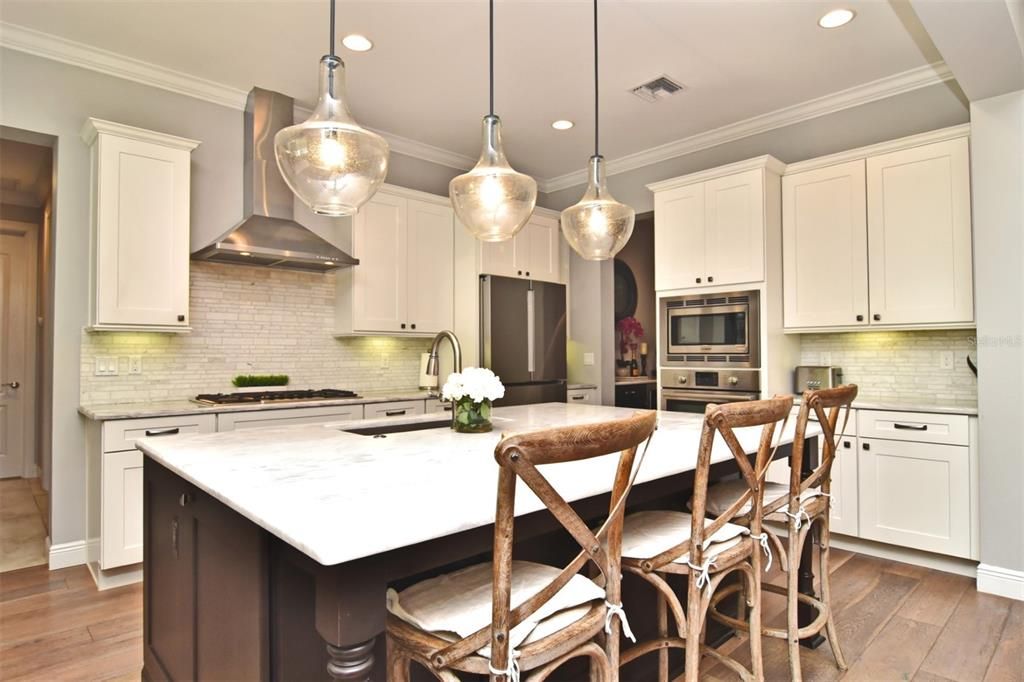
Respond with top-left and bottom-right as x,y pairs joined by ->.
560,155 -> 635,260
274,55 -> 389,217
450,115 -> 538,242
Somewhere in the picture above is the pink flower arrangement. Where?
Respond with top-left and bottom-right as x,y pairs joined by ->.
616,316 -> 644,357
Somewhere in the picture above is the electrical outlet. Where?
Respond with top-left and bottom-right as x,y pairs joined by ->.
940,351 -> 954,370
128,356 -> 143,375
94,356 -> 118,376
380,354 -> 390,369
583,352 -> 595,366
820,352 -> 832,366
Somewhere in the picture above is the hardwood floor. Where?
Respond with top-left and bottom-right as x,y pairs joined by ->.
0,551 -> 1019,681
0,478 -> 49,573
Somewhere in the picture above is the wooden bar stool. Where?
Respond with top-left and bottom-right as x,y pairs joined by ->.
385,410 -> 657,681
706,384 -> 858,682
618,395 -> 794,682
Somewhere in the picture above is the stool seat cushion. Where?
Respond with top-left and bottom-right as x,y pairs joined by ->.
620,510 -> 749,565
386,560 -> 604,655
702,479 -> 821,517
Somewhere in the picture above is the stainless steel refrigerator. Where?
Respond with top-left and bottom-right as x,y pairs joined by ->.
480,275 -> 567,406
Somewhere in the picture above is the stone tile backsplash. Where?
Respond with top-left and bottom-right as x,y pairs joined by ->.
798,330 -> 977,404
80,263 -> 432,405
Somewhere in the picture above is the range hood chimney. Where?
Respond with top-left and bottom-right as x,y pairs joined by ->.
191,88 -> 358,272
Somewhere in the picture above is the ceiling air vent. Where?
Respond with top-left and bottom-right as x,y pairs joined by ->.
630,75 -> 685,103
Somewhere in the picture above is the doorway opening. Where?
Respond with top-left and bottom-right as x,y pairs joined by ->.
0,128 -> 56,573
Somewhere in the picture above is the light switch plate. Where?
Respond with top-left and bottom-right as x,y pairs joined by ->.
583,352 -> 595,366
94,356 -> 118,376
128,356 -> 143,375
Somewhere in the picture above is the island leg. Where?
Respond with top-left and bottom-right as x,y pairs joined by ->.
326,638 -> 377,681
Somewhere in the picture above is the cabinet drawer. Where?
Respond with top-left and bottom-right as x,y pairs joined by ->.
790,405 -> 858,435
216,405 -> 364,431
425,399 -> 454,415
567,389 -> 598,405
857,410 -> 968,446
364,400 -> 426,420
103,414 -> 217,453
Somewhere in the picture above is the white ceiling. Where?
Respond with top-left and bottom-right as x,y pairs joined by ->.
0,1 -> 946,181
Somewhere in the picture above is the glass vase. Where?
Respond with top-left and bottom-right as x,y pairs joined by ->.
452,398 -> 493,433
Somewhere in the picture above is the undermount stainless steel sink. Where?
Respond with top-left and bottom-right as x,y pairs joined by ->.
341,419 -> 452,437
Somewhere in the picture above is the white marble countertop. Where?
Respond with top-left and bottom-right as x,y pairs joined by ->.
136,402 -> 819,567
615,377 -> 657,385
793,395 -> 978,416
79,389 -> 443,421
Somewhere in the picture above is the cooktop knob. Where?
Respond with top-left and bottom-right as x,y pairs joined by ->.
728,376 -> 739,386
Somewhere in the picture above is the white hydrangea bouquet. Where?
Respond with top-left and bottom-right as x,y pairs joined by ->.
441,367 -> 505,433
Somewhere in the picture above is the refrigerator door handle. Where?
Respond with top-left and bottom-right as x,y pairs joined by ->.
526,288 -> 536,374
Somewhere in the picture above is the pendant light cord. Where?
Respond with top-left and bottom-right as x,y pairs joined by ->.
329,0 -> 336,57
593,0 -> 599,157
489,0 -> 495,116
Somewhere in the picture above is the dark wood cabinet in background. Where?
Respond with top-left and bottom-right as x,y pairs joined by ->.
615,382 -> 656,409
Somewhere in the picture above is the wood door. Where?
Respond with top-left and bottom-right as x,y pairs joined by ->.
0,225 -> 33,478
406,199 -> 454,334
782,160 -> 870,329
653,182 -> 705,290
94,135 -> 190,328
101,450 -> 144,568
866,138 -> 973,325
520,213 -> 561,283
351,192 -> 408,332
704,169 -> 765,287
857,438 -> 971,557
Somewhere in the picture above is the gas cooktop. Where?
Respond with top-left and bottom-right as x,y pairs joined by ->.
193,389 -> 360,405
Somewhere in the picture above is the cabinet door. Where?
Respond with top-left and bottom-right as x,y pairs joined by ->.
654,183 -> 705,290
94,135 -> 191,328
782,161 -> 869,328
520,214 -> 561,283
479,233 -> 518,278
866,138 -> 973,325
858,438 -> 971,557
406,199 -> 455,334
704,169 -> 765,287
352,193 -> 408,332
830,436 -> 859,537
101,449 -> 144,568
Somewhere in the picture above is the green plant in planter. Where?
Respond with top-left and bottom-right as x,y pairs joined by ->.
232,374 -> 290,388
441,367 -> 506,434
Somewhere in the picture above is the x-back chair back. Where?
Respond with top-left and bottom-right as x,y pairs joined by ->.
429,410 -> 658,678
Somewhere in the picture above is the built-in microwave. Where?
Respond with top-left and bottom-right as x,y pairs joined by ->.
660,290 -> 759,368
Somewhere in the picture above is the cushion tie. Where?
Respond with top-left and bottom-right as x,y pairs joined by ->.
748,532 -> 773,572
488,648 -> 520,682
782,492 -> 830,530
604,600 -> 637,643
686,557 -> 717,594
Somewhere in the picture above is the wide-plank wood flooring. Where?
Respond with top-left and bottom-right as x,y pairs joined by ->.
0,550 -> 1019,681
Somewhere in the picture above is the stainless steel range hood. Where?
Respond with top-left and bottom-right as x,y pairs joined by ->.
191,88 -> 358,272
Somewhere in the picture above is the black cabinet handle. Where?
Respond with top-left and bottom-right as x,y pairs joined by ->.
894,423 -> 927,431
856,314 -> 864,322
526,271 -> 530,277
441,405 -> 453,412
862,443 -> 870,451
843,441 -> 852,449
873,313 -> 881,321
707,276 -> 714,283
400,323 -> 406,329
384,409 -> 407,416
696,277 -> 702,284
571,395 -> 585,401
177,314 -> 185,322
145,427 -> 180,437
411,323 -> 416,330
518,270 -> 523,276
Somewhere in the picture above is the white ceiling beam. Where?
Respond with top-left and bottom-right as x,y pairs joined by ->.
910,0 -> 1024,101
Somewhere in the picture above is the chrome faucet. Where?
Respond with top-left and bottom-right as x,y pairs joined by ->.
426,330 -> 463,379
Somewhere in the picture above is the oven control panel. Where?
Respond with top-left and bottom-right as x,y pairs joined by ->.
660,368 -> 760,392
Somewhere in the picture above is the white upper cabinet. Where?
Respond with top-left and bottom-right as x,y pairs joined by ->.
82,119 -> 199,332
782,127 -> 974,331
649,157 -> 781,292
478,210 -> 564,283
336,186 -> 454,336
866,137 -> 973,326
783,160 -> 869,328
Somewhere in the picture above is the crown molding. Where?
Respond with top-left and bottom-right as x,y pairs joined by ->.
0,21 -> 473,171
646,154 -> 785,193
540,61 -> 955,193
782,123 -> 970,174
81,117 -> 201,149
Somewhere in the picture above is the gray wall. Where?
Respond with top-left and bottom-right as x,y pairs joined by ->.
0,48 -> 464,551
543,82 -> 969,213
970,90 -> 1024,573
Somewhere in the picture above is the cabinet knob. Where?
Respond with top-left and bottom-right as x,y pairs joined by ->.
862,443 -> 870,451
518,270 -> 523,276
410,323 -> 416,330
177,314 -> 186,322
843,441 -> 852,449
696,277 -> 702,284
856,314 -> 864,322
873,313 -> 881,321
707,276 -> 714,283
525,271 -> 530,277
400,323 -> 406,329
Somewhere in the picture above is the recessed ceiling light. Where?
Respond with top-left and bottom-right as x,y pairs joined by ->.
551,120 -> 574,130
342,34 -> 373,52
818,9 -> 855,29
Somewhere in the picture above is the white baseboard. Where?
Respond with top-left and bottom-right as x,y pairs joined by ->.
48,539 -> 88,569
977,564 -> 1024,601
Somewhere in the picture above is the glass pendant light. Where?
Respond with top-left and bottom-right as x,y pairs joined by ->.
560,0 -> 635,260
450,0 -> 537,242
274,0 -> 389,217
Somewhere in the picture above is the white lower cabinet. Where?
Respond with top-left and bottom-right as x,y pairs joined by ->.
426,399 -> 454,416
566,388 -> 599,405
216,405 -> 364,431
857,437 -> 972,558
364,400 -> 426,420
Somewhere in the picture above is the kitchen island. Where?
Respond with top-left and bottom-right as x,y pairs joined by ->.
137,403 -> 820,681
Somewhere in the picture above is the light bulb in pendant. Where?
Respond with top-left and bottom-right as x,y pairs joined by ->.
560,155 -> 634,261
